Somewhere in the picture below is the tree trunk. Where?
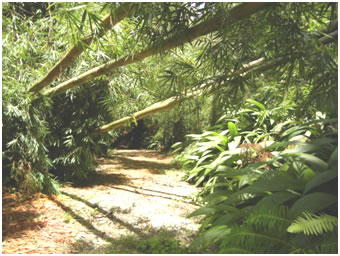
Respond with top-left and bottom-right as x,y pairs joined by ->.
44,3 -> 273,97
28,3 -> 136,94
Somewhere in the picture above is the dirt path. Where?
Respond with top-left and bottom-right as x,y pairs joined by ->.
3,150 -> 202,254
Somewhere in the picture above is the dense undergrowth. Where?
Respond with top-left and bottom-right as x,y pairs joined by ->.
174,100 -> 338,253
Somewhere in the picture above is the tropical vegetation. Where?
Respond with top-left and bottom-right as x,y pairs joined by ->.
2,2 -> 337,253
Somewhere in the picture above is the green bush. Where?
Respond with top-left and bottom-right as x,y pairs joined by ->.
177,100 -> 338,253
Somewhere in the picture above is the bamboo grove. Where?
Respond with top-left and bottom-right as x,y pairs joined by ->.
2,2 -> 338,253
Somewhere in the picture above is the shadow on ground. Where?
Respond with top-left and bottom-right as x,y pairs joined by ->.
98,155 -> 178,174
106,184 -> 200,205
52,192 -> 204,254
2,194 -> 47,241
74,171 -> 130,188
68,229 -> 199,254
50,192 -> 145,238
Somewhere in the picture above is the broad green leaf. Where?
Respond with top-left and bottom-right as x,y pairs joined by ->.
195,175 -> 206,186
246,99 -> 266,110
310,137 -> 337,146
196,154 -> 213,167
304,169 -> 338,194
187,206 -> 215,218
203,191 -> 230,203
281,126 -> 306,138
255,191 -> 299,210
216,165 -> 235,173
228,136 -> 242,150
282,152 -> 328,171
226,172 -> 305,204
212,206 -> 254,226
228,122 -> 238,137
285,143 -> 320,154
202,225 -> 232,243
244,172 -> 305,193
290,192 -> 337,218
216,162 -> 263,178
328,147 -> 338,167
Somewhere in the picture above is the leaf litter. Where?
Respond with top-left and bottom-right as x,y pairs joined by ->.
2,149 -> 202,254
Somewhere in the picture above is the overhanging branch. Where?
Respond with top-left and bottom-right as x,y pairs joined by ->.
43,3 -> 272,97
28,3 -> 136,94
90,29 -> 337,136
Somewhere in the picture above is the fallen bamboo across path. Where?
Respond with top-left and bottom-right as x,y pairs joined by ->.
90,29 -> 338,136
29,3 -> 136,94
90,57 -> 278,136
43,3 -> 272,97
90,90 -> 201,136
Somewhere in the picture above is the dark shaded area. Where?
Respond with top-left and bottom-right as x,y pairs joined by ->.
97,153 -> 179,174
107,149 -> 171,159
74,171 -> 130,188
113,120 -> 147,149
69,229 -> 199,254
3,2 -> 52,20
2,195 -> 46,241
110,156 -> 176,174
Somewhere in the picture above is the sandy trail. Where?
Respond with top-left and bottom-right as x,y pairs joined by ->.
52,150 -> 201,253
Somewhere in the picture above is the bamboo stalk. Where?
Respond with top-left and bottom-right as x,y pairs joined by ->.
90,29 -> 337,136
43,3 -> 272,97
90,55 -> 278,136
29,3 -> 136,94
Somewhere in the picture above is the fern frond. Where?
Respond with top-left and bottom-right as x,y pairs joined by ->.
246,206 -> 291,231
221,226 -> 294,253
287,212 -> 338,235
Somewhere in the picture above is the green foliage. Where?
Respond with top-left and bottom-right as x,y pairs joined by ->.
47,80 -> 115,183
2,3 -> 115,191
104,231 -> 198,254
287,212 -> 338,235
2,78 -> 59,193
178,99 -> 337,253
135,231 -> 186,254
